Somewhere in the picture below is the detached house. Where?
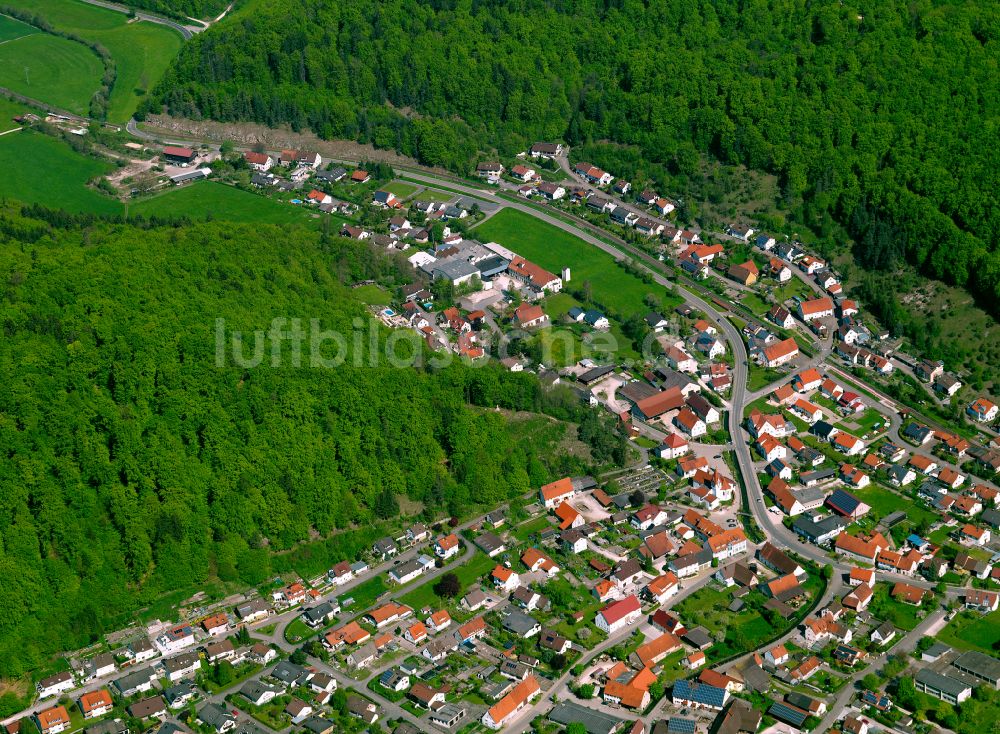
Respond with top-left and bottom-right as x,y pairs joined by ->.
674,408 -> 707,438
596,595 -> 641,634
797,297 -> 835,322
968,398 -> 999,423
761,338 -> 799,368
435,533 -> 460,559
539,477 -> 575,509
35,707 -> 71,734
476,162 -> 505,183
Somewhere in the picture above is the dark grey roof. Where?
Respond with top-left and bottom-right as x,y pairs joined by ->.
668,718 -> 697,734
578,365 -> 616,384
87,721 -> 129,734
547,701 -> 625,734
791,514 -> 846,542
113,667 -> 156,694
903,422 -> 932,440
800,469 -> 837,484
915,668 -> 971,697
922,642 -> 951,659
810,421 -> 837,439
271,661 -> 310,685
741,663 -> 771,692
163,683 -> 196,706
302,601 -> 336,625
163,652 -> 199,673
682,627 -> 713,649
501,610 -> 539,636
241,680 -> 280,701
785,692 -> 819,712
673,679 -> 727,708
982,508 -> 1000,528
197,704 -> 235,732
827,488 -> 863,515
768,701 -> 808,727
953,650 -> 1000,683
474,531 -> 504,553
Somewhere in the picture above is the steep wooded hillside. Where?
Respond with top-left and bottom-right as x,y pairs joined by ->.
0,205 -> 575,678
147,0 -> 1000,311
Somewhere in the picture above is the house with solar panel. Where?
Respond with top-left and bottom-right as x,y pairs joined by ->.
671,679 -> 729,711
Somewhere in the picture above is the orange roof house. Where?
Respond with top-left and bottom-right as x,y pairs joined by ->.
324,621 -> 371,648
554,501 -> 582,530
633,633 -> 682,667
539,477 -> 575,508
79,690 -> 113,718
762,338 -> 800,367
521,547 -> 559,574
36,707 -> 69,734
892,582 -> 928,605
482,675 -> 541,728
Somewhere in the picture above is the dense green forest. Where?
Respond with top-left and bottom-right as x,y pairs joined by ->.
146,0 -> 1000,314
0,204 -> 587,679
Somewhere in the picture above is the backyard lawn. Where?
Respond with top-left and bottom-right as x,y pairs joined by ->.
338,576 -> 387,612
381,181 -> 421,199
868,584 -> 923,631
936,609 -> 1000,654
748,365 -> 786,391
510,516 -> 554,543
352,284 -> 392,305
851,484 -> 936,527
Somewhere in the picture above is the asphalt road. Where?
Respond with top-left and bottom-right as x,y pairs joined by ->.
77,0 -> 198,39
94,126 -> 990,729
814,609 -> 946,733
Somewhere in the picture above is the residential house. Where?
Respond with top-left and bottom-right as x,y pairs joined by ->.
596,595 -> 641,634
481,676 -> 541,730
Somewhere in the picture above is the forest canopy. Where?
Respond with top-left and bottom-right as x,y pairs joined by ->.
147,0 -> 1000,312
0,205 -> 571,677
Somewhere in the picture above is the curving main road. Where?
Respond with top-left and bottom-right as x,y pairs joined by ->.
78,0 -> 199,39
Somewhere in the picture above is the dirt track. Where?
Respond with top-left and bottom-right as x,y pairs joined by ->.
143,114 -> 446,172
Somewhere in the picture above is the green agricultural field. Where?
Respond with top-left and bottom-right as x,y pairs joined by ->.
130,182 -> 323,226
0,13 -> 37,42
0,96 -> 31,131
473,208 -> 680,317
3,0 -> 183,121
0,130 -> 119,214
0,34 -> 104,115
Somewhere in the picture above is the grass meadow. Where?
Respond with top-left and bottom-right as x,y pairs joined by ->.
2,0 -> 182,121
0,33 -> 104,115
473,208 -> 680,317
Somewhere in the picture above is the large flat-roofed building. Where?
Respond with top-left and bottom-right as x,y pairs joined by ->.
953,651 -> 1000,687
547,702 -> 624,734
914,669 -> 973,704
